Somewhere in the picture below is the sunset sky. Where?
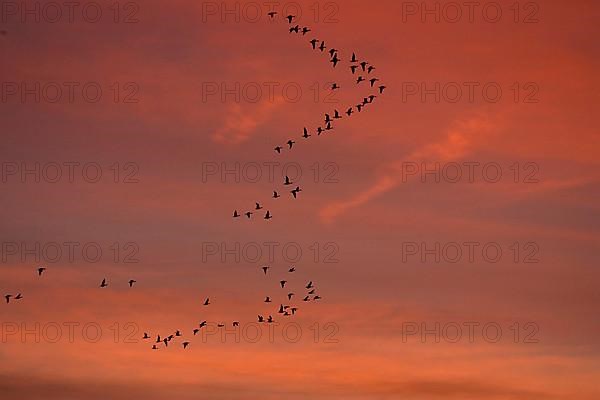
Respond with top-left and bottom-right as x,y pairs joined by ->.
1,0 -> 599,398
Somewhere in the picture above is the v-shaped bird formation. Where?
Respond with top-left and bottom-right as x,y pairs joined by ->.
233,13 -> 387,221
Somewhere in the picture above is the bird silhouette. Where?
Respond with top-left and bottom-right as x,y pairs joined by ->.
360,61 -> 368,71
368,66 -> 376,73
310,39 -> 319,49
100,279 -> 108,288
37,267 -> 46,276
203,298 -> 210,306
350,65 -> 358,74
350,52 -> 358,62
314,296 -> 322,301
5,294 -> 12,304
267,315 -> 274,323
306,281 -> 314,289
288,293 -> 295,300
265,296 -> 272,303
379,85 -> 386,94
289,267 -> 296,273
317,127 -> 324,136
182,342 -> 190,349
258,315 -> 264,322
273,191 -> 281,199
325,113 -> 332,123
286,15 -> 295,23
274,146 -> 283,153
16,293 -> 24,300
245,211 -> 253,219
193,328 -> 200,335
200,321 -> 207,328
262,265 -> 270,275
301,27 -> 311,35
303,296 -> 310,302
280,280 -> 287,288
330,54 -> 340,67
331,83 -> 340,90
357,104 -> 364,112
287,139 -> 295,149
325,122 -> 333,131
233,321 -> 240,327
233,210 -> 241,218
264,211 -> 273,220
175,330 -> 182,337
289,25 -> 300,33
268,11 -> 277,19
291,186 -> 302,198
152,345 -> 158,350
334,110 -> 342,119
128,279 -> 136,287
284,176 -> 293,185
319,41 -> 326,52
255,202 -> 263,210
143,333 -> 150,339
370,78 -> 380,87
357,76 -> 365,84
302,127 -> 311,139
346,107 -> 354,116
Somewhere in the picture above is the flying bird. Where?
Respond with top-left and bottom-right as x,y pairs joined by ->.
286,15 -> 295,23
262,265 -> 270,275
331,83 -> 340,90
5,295 -> 12,303
379,85 -> 387,94
350,52 -> 358,62
264,211 -> 273,220
265,296 -> 272,303
193,328 -> 200,335
100,278 -> 108,288
37,267 -> 46,276
182,342 -> 190,349
302,127 -> 311,139
287,139 -> 295,149
289,267 -> 296,273
255,203 -> 263,210
274,146 -> 283,153
273,191 -> 281,199
203,298 -> 210,306
306,281 -> 314,289
280,280 -> 287,288
152,345 -> 158,350
368,65 -> 376,73
245,211 -> 253,219
330,54 -> 340,67
143,333 -> 150,339
334,110 -> 342,119
310,39 -> 319,49
128,279 -> 136,287
319,41 -> 326,52
370,78 -> 380,87
317,127 -> 324,136
357,76 -> 365,84
233,321 -> 240,327
289,25 -> 300,33
288,293 -> 295,300
301,27 -> 311,35
346,107 -> 354,116
258,315 -> 265,322
350,65 -> 358,74
291,186 -> 302,198
233,210 -> 241,218
284,176 -> 293,185
267,11 -> 277,19
360,61 -> 368,71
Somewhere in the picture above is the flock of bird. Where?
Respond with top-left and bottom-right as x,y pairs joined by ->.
143,264 -> 323,350
3,14 -> 386,352
4,267 -> 138,304
233,13 -> 387,221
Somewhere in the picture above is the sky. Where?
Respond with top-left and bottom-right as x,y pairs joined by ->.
1,0 -> 599,398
